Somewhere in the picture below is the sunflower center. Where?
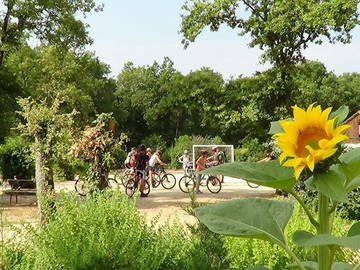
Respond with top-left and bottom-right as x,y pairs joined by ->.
295,127 -> 329,157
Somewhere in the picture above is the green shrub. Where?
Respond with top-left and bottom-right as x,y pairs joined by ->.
110,143 -> 127,170
236,138 -> 270,162
3,191 -> 191,270
53,156 -> 88,181
337,188 -> 360,220
0,136 -> 34,179
2,195 -> 354,270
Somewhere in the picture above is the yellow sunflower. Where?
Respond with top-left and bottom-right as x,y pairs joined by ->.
275,105 -> 350,179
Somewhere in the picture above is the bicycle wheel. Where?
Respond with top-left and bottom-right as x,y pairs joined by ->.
107,177 -> 119,191
152,173 -> 161,188
142,180 -> 151,196
161,173 -> 177,189
247,181 -> 260,188
125,178 -> 137,197
75,178 -> 89,196
206,176 -> 222,193
179,176 -> 195,193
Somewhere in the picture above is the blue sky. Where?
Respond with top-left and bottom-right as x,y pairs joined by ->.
85,0 -> 360,78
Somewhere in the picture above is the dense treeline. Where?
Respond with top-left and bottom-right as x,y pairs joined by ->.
1,46 -> 360,149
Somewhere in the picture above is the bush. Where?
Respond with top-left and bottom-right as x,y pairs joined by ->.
141,135 -> 167,152
53,156 -> 88,181
2,195 -> 354,270
3,192 -> 191,270
0,136 -> 34,179
236,138 -> 270,162
110,143 -> 127,170
338,188 -> 360,220
167,135 -> 226,168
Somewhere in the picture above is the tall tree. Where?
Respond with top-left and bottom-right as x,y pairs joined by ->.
180,0 -> 359,67
0,0 -> 102,65
18,96 -> 76,222
5,46 -> 116,127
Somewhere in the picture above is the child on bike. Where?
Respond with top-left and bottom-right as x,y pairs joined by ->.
124,147 -> 137,174
178,150 -> 191,175
195,150 -> 208,194
148,150 -> 166,188
136,145 -> 150,197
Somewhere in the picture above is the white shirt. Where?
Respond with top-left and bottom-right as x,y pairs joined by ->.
149,155 -> 158,167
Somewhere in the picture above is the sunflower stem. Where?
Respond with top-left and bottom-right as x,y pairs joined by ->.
318,193 -> 332,270
290,190 -> 319,229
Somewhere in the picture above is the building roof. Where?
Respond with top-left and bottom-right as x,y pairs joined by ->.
345,110 -> 360,123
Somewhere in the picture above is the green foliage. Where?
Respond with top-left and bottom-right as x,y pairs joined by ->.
5,46 -> 117,127
236,138 -> 270,162
338,188 -> 360,221
201,161 -> 296,191
0,136 -> 34,179
141,135 -> 167,152
2,192 -> 190,270
180,0 -> 359,66
0,0 -> 103,65
195,198 -> 294,245
0,67 -> 24,142
110,143 -> 127,170
224,204 -> 352,270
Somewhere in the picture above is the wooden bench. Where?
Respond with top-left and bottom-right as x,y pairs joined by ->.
4,178 -> 36,205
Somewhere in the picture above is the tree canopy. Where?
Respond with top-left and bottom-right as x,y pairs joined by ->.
0,0 -> 102,65
180,0 -> 359,66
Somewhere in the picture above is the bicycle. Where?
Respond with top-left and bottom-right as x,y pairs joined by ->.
124,171 -> 151,197
178,169 -> 222,194
152,165 -> 177,189
114,167 -> 135,187
75,175 -> 119,196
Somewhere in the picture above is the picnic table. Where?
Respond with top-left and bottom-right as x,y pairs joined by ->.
3,178 -> 36,204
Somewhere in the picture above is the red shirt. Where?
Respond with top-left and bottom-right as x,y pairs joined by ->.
196,156 -> 206,171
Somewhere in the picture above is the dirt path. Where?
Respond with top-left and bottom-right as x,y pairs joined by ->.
1,173 -> 274,239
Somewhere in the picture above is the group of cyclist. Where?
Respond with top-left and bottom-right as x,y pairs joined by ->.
124,144 -> 225,197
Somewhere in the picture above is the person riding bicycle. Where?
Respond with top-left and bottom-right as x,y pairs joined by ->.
124,147 -> 137,173
195,150 -> 208,194
207,146 -> 221,166
178,150 -> 192,175
136,144 -> 150,197
148,150 -> 166,188
146,147 -> 153,158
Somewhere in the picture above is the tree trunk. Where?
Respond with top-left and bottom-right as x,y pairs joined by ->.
0,1 -> 13,67
35,137 -> 55,223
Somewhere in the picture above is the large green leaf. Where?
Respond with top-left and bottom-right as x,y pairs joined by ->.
331,262 -> 354,270
287,261 -> 318,270
269,121 -> 283,135
306,170 -> 348,202
293,230 -> 360,251
200,161 -> 296,191
338,148 -> 360,191
330,105 -> 349,127
347,222 -> 360,237
194,198 -> 293,245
